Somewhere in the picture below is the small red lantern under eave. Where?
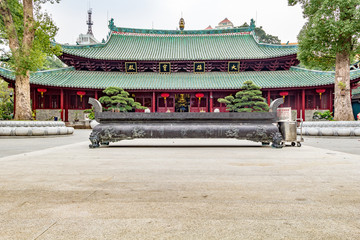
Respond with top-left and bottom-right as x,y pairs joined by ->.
77,91 -> 86,102
316,89 -> 326,100
161,93 -> 169,99
279,91 -> 289,100
37,88 -> 47,97
161,93 -> 170,104
195,93 -> 204,104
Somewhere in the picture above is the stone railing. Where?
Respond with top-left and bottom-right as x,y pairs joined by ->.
298,121 -> 360,136
0,121 -> 74,136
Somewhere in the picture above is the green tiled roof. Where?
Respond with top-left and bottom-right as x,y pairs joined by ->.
2,66 -> 360,90
60,31 -> 297,61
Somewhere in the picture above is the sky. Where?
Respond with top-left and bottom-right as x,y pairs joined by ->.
43,0 -> 306,44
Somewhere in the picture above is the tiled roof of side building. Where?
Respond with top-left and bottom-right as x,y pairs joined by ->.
219,18 -> 231,24
59,26 -> 298,61
2,66 -> 360,90
353,86 -> 360,96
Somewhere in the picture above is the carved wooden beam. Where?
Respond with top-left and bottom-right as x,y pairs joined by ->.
239,62 -> 248,72
251,61 -> 264,71
267,60 -> 280,71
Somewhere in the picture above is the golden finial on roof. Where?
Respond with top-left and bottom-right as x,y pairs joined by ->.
179,13 -> 185,31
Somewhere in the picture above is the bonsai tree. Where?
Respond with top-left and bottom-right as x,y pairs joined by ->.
218,80 -> 269,112
99,87 -> 147,112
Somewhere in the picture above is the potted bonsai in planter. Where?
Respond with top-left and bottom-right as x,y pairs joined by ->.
217,80 -> 269,112
99,87 -> 147,112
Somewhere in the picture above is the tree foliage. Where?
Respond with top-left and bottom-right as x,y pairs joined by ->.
0,78 -> 14,119
217,80 -> 269,112
41,55 -> 65,70
0,0 -> 61,120
289,0 -> 359,121
99,87 -> 147,112
239,22 -> 281,44
0,0 -> 61,75
289,0 -> 360,70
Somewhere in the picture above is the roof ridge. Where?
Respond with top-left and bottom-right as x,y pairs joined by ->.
31,67 -> 75,76
0,66 -> 76,80
290,66 -> 360,77
290,66 -> 336,75
108,17 -> 254,35
112,26 -> 253,35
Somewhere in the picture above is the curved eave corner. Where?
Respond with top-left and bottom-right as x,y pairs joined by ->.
0,66 -> 76,83
0,66 -> 15,80
291,66 -> 360,80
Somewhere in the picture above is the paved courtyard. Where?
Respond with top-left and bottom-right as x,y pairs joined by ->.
0,130 -> 360,239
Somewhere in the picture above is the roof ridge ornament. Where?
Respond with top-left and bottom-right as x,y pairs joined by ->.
250,18 -> 256,31
179,17 -> 185,31
109,18 -> 115,31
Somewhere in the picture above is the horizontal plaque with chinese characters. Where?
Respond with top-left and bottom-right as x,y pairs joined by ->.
125,62 -> 137,73
194,62 -> 205,73
159,62 -> 171,74
228,62 -> 240,73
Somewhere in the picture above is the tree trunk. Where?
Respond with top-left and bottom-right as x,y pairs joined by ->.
22,0 -> 35,52
14,72 -> 32,120
13,0 -> 35,120
0,0 -> 20,54
334,51 -> 354,121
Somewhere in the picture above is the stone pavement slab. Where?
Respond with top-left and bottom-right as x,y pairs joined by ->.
0,134 -> 359,239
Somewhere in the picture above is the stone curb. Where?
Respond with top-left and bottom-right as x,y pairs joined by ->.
297,121 -> 360,136
0,121 -> 74,136
0,121 -> 66,127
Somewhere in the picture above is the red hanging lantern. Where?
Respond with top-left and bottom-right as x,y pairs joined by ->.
195,93 -> 204,103
161,93 -> 169,99
279,91 -> 289,100
37,88 -> 47,97
161,93 -> 169,104
195,93 -> 204,99
316,89 -> 326,100
77,91 -> 86,102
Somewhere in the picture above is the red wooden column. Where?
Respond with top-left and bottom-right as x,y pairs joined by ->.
209,91 -> 213,112
152,92 -> 156,112
296,91 -> 300,119
60,89 -> 64,121
95,90 -> 98,99
329,88 -> 333,113
267,90 -> 271,106
65,91 -> 69,122
32,88 -> 36,111
302,89 -> 305,121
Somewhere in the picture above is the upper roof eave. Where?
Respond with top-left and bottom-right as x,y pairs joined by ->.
2,66 -> 360,90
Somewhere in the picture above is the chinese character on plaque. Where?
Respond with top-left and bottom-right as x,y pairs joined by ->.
194,62 -> 205,73
159,62 -> 171,74
228,62 -> 240,73
125,62 -> 137,73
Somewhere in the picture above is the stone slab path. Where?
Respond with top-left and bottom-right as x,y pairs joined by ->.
0,132 -> 359,239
